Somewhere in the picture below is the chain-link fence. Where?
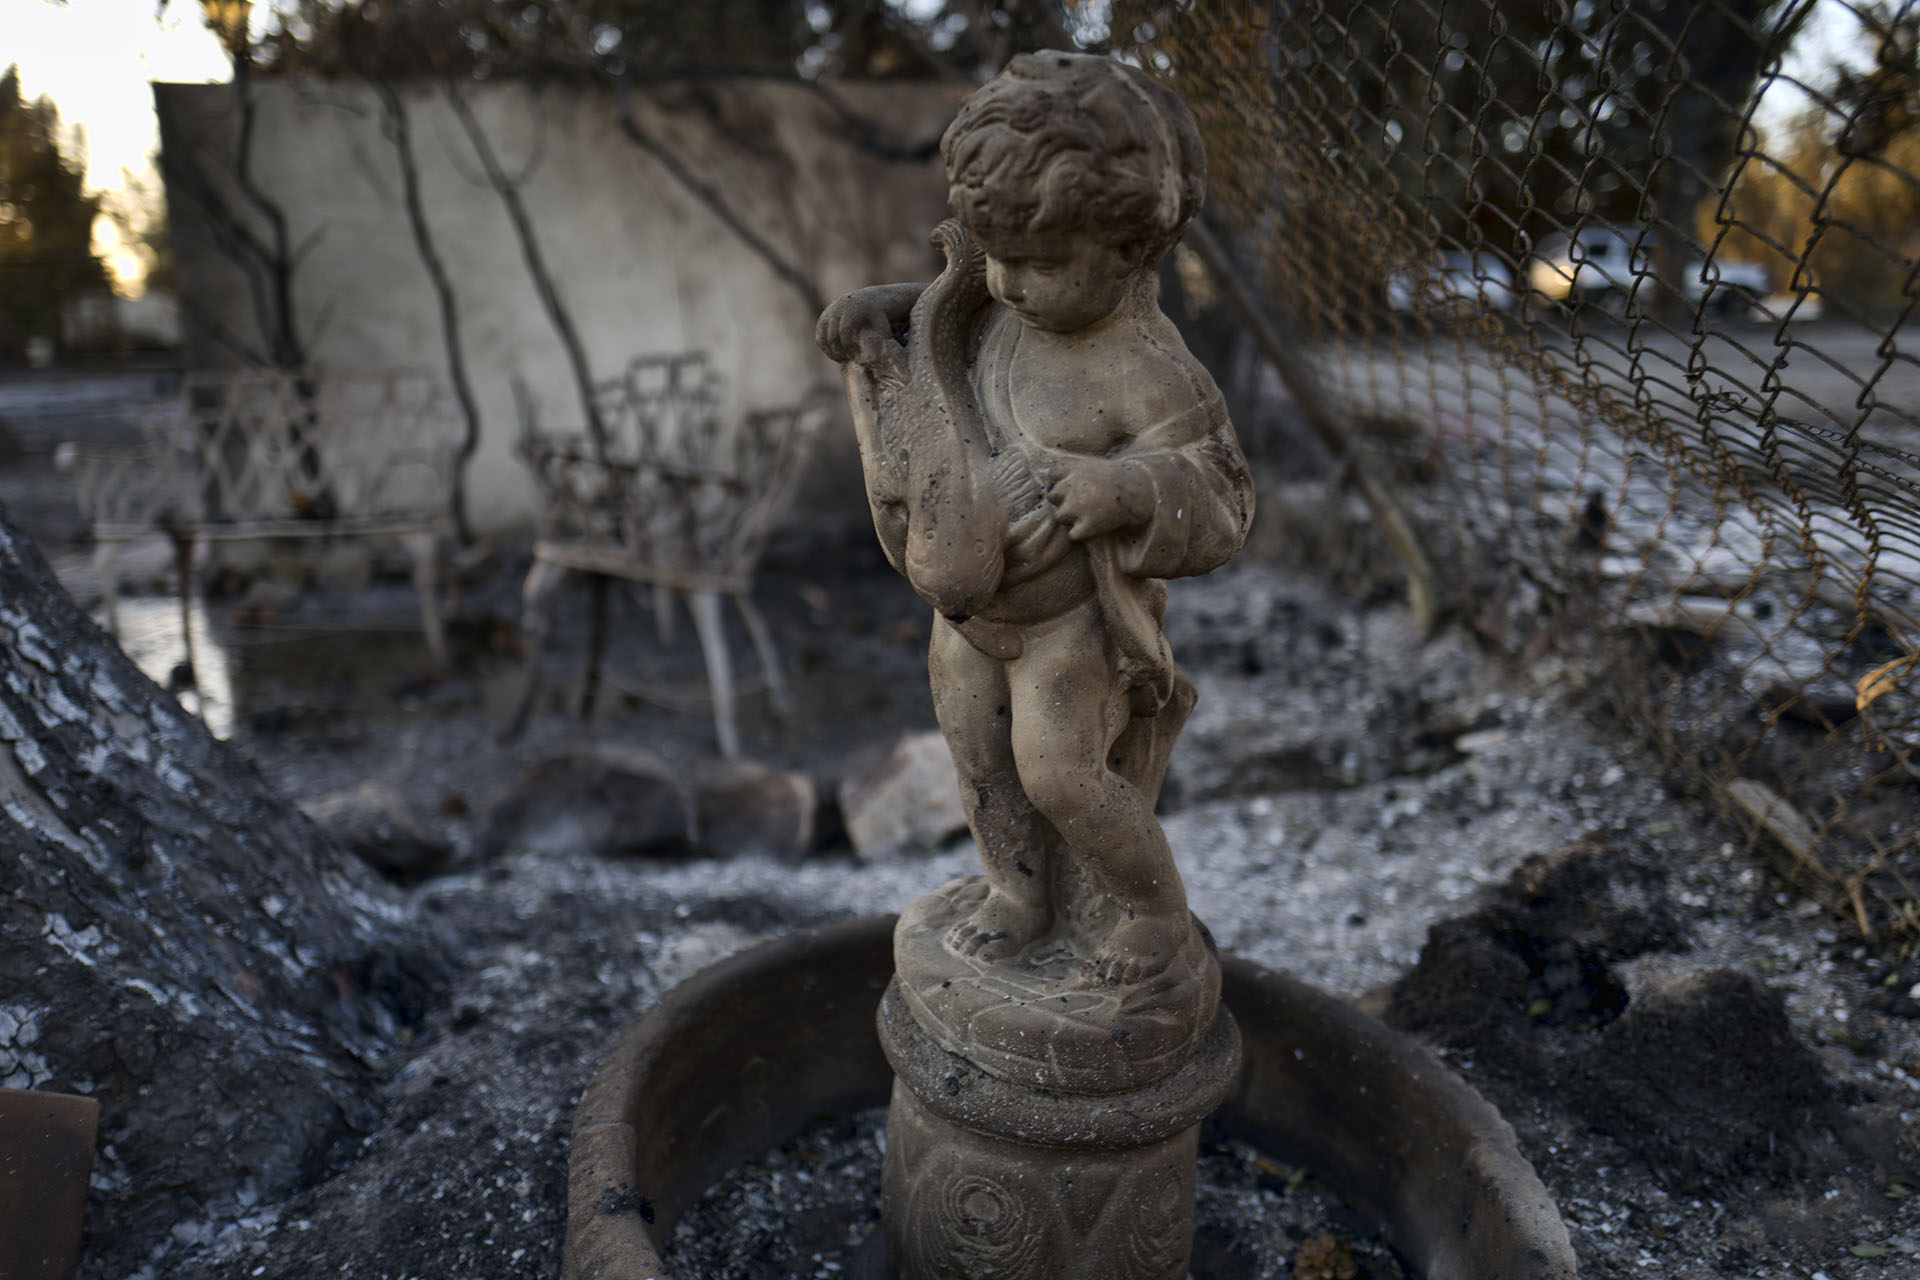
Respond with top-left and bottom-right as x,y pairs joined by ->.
1118,1 -> 1920,946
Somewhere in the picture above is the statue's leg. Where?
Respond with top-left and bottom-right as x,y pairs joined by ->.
929,613 -> 1054,961
1007,607 -> 1188,988
1107,664 -> 1196,809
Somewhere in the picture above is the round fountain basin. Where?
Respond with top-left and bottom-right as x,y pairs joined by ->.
563,915 -> 1575,1280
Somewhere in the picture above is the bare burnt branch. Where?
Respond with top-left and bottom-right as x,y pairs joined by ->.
373,74 -> 485,545
613,75 -> 827,317
228,62 -> 308,369
802,80 -> 945,163
174,290 -> 269,367
443,79 -> 608,461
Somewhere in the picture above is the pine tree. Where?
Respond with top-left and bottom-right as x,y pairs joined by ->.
0,65 -> 111,360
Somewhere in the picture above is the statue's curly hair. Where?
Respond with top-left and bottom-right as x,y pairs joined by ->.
940,52 -> 1206,266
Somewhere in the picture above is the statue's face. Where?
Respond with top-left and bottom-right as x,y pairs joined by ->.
975,230 -> 1138,333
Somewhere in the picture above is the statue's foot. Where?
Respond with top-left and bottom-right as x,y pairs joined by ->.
945,890 -> 1050,964
1080,913 -> 1188,988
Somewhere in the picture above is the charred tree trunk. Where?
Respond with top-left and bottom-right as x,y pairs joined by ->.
0,503 -> 446,1276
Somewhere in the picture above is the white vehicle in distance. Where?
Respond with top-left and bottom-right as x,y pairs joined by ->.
1385,250 -> 1517,315
1527,225 -> 1652,314
1529,224 -> 1769,319
1680,256 -> 1771,319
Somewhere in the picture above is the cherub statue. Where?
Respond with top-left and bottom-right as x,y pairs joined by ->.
817,52 -> 1252,1001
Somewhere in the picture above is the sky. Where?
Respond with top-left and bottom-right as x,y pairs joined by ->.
1762,0 -> 1873,131
8,0 -> 237,292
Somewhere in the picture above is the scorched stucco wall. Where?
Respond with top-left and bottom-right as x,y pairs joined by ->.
155,76 -> 964,535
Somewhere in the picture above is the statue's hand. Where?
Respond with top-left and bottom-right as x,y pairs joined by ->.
1044,456 -> 1155,541
815,285 -> 922,375
815,293 -> 892,364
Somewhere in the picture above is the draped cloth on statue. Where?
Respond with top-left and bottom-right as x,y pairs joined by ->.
957,306 -> 1253,715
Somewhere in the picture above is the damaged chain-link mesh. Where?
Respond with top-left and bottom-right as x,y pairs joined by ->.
1111,1 -> 1920,945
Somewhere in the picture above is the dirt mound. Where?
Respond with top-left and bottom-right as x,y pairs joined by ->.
1572,967 -> 1847,1192
1385,831 -> 1686,1059
1386,833 -> 1904,1202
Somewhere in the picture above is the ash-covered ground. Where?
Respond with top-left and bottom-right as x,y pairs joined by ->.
92,545 -> 1918,1280
6,372 -> 1917,1279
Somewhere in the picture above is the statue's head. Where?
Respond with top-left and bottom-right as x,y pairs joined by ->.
941,51 -> 1207,274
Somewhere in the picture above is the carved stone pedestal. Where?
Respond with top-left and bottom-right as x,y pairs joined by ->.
876,889 -> 1242,1280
